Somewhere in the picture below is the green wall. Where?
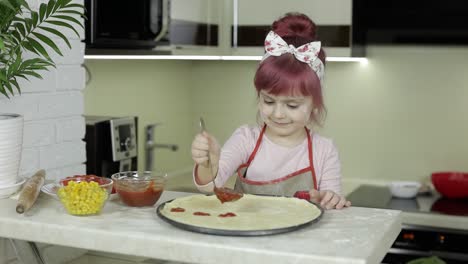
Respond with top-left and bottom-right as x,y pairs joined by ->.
84,60 -> 194,173
84,46 -> 468,182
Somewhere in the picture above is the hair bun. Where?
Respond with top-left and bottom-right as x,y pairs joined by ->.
271,12 -> 317,42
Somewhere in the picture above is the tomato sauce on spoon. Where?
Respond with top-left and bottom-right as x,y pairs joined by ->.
214,186 -> 243,203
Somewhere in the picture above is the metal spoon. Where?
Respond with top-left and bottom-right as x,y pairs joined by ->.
199,117 -> 215,186
198,117 -> 243,203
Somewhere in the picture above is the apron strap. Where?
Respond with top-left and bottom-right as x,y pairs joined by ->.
246,124 -> 266,164
305,127 -> 318,190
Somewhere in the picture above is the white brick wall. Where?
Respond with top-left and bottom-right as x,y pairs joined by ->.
0,0 -> 86,181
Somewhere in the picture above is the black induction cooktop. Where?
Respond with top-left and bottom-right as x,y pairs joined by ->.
347,185 -> 468,216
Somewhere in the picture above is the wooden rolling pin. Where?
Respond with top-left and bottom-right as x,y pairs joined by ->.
16,169 -> 46,214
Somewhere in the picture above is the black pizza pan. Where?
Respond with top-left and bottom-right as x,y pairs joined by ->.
156,198 -> 324,236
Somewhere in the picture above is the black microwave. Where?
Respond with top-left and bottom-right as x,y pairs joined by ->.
85,0 -> 170,49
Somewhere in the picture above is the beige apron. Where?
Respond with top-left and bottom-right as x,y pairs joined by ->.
234,125 -> 317,197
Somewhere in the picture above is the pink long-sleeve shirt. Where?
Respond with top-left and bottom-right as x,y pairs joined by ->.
194,125 -> 342,195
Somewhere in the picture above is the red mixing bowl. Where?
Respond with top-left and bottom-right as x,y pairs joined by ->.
431,172 -> 468,198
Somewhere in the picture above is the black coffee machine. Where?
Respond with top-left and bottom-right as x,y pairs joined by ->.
84,115 -> 138,178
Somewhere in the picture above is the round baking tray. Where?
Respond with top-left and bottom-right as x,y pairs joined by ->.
156,197 -> 324,236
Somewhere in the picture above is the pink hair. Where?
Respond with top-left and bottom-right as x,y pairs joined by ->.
254,12 -> 327,126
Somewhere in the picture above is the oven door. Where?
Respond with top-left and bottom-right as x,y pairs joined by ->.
383,225 -> 468,264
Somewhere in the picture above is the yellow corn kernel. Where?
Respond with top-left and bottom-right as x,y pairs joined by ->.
58,181 -> 108,215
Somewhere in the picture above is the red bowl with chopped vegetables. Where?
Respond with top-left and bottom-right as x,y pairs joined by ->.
111,171 -> 166,207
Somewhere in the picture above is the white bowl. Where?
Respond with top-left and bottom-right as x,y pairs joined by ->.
0,177 -> 26,199
389,181 -> 421,199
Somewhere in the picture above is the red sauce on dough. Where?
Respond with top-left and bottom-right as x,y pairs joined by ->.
218,212 -> 236,217
117,187 -> 163,207
214,187 -> 243,203
170,207 -> 185,212
193,212 -> 210,216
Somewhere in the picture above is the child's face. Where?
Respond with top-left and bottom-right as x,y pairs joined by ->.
258,91 -> 314,136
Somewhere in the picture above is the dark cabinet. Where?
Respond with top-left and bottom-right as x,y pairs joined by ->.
353,0 -> 468,47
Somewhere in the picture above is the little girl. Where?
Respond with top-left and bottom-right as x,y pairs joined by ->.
191,12 -> 351,210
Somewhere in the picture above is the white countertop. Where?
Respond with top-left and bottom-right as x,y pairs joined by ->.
0,191 -> 402,264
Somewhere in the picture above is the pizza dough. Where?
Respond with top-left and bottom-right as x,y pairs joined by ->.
159,194 -> 321,231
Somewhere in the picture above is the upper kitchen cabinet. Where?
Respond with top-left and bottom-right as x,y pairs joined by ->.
169,0 -> 225,55
353,0 -> 468,47
84,0 -> 468,59
84,0 -> 172,54
232,0 -> 363,57
84,0 -> 227,56
84,0 -> 365,58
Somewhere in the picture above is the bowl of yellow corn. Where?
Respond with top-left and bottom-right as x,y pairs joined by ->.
57,175 -> 113,216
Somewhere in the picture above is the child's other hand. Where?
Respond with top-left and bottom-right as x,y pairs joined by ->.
191,131 -> 221,168
308,189 -> 351,210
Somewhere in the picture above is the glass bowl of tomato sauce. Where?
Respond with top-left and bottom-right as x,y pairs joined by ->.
111,171 -> 166,207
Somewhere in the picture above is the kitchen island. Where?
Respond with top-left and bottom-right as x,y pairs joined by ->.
0,191 -> 401,264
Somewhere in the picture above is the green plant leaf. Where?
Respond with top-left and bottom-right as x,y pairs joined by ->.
0,70 -> 7,82
61,3 -> 84,9
38,26 -> 71,49
57,0 -> 72,8
46,0 -> 55,16
4,79 -> 14,94
31,32 -> 63,56
10,78 -> 20,93
1,0 -> 84,99
8,53 -> 22,75
27,65 -> 48,71
24,18 -> 32,32
18,0 -> 30,11
19,58 -> 37,70
44,20 -> 79,37
21,59 -> 52,70
31,11 -> 38,27
35,60 -> 54,67
26,37 -> 50,59
14,22 -> 26,38
11,31 -> 21,44
51,15 -> 83,29
0,85 -> 10,98
22,70 -> 43,79
52,0 -> 61,13
56,10 -> 83,17
22,40 -> 37,54
12,16 -> 26,23
0,0 -> 15,11
16,74 -> 29,80
39,3 -> 47,22
20,58 -> 48,69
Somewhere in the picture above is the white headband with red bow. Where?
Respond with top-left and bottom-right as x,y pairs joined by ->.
262,31 -> 324,83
